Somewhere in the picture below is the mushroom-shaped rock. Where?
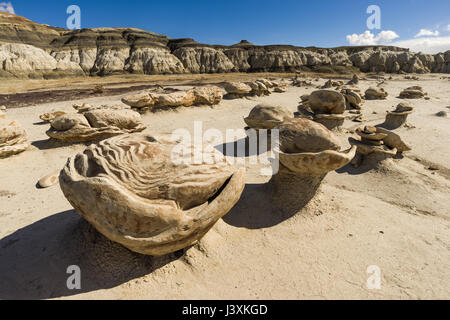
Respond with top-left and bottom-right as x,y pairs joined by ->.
223,82 -> 252,99
244,104 -> 292,130
0,116 -> 29,158
306,90 -> 347,130
193,86 -> 223,105
399,86 -> 427,99
59,134 -> 246,256
270,119 -> 356,212
308,90 -> 346,115
46,107 -> 146,142
40,111 -> 67,123
365,87 -> 388,100
380,102 -> 415,129
349,126 -> 400,167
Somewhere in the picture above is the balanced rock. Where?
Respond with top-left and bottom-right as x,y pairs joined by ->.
308,90 -> 346,115
244,104 -> 292,130
59,134 -> 246,256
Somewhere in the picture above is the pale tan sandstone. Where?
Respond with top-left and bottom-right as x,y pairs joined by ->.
0,116 -> 29,158
244,104 -> 292,130
59,134 -> 246,256
46,107 -> 146,142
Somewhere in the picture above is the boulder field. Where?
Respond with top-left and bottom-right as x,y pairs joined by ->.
0,12 -> 449,79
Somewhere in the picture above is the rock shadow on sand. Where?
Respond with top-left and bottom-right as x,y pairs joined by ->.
0,210 -> 182,300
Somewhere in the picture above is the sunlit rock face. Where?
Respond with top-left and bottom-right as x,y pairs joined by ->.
0,11 -> 449,78
59,134 -> 246,256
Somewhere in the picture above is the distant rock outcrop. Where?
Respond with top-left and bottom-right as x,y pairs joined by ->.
0,11 -> 449,78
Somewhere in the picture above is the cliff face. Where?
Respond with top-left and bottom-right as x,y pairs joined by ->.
0,11 -> 449,78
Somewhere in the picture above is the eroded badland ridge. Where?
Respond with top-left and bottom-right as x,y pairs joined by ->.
0,11 -> 449,79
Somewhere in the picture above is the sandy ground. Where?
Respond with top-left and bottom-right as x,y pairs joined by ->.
0,74 -> 449,300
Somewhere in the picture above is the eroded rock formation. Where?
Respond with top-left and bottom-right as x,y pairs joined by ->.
1,12 -> 449,78
46,105 -> 146,142
0,112 -> 29,158
59,134 -> 246,256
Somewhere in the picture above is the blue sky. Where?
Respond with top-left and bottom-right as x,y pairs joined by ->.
3,0 -> 450,52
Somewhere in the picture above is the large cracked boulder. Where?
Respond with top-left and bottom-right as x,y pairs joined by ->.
59,134 -> 246,256
46,106 -> 146,142
0,114 -> 29,158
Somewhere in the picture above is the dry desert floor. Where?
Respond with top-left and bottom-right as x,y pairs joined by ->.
0,73 -> 449,300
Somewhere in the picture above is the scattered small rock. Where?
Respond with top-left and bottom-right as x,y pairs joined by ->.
428,165 -> 440,171
435,111 -> 447,117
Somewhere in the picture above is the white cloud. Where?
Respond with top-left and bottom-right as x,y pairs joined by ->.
392,37 -> 450,54
0,2 -> 15,14
346,30 -> 399,45
447,25 -> 450,31
415,29 -> 440,38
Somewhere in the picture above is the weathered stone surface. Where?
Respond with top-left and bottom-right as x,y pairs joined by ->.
38,170 -> 60,188
0,116 -> 29,158
307,90 -> 346,115
244,104 -> 292,130
193,86 -> 224,105
59,134 -> 246,256
399,86 -> 427,99
0,12 -> 449,78
275,118 -> 355,175
277,118 -> 341,154
223,82 -> 252,97
46,107 -> 146,142
365,87 -> 388,100
39,111 -> 67,123
341,89 -> 363,110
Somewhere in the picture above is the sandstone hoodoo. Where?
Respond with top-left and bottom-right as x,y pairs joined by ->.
46,105 -> 146,142
244,104 -> 293,130
381,102 -> 415,129
349,126 -> 410,167
365,87 -> 388,100
399,86 -> 428,99
298,90 -> 347,130
0,113 -> 29,158
59,134 -> 246,256
270,118 -> 356,213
